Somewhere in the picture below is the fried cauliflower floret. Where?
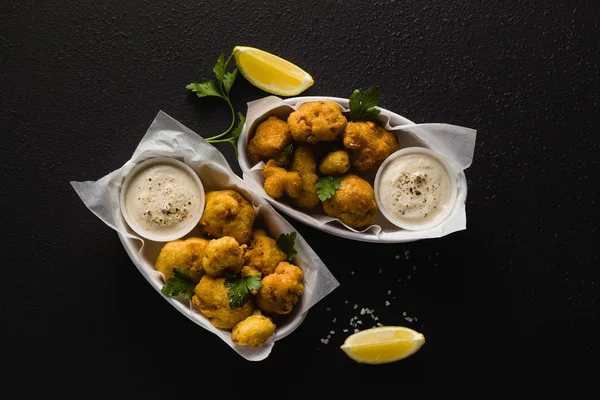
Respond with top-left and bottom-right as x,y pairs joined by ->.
342,121 -> 399,171
256,262 -> 304,315
247,116 -> 292,165
202,236 -> 247,277
322,174 -> 378,228
154,237 -> 209,284
231,310 -> 277,347
292,173 -> 320,209
319,150 -> 351,176
192,275 -> 254,329
244,229 -> 287,276
261,159 -> 302,199
287,101 -> 347,144
199,190 -> 255,244
289,145 -> 317,175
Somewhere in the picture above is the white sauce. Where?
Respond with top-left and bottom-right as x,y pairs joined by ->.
124,164 -> 202,237
378,153 -> 452,227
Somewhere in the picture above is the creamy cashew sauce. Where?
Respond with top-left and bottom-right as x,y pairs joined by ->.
378,153 -> 452,227
124,163 -> 202,236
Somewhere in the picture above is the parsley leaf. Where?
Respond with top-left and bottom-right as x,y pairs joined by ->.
186,81 -> 223,98
282,143 -> 294,168
187,51 -> 243,154
224,275 -> 262,308
276,231 -> 298,261
315,176 -> 342,201
161,268 -> 195,299
212,54 -> 227,82
349,86 -> 381,122
222,69 -> 238,95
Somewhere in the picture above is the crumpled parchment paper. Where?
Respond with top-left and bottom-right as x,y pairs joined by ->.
238,96 -> 477,242
70,110 -> 340,361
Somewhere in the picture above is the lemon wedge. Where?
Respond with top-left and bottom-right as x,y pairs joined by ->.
340,326 -> 425,364
233,46 -> 314,96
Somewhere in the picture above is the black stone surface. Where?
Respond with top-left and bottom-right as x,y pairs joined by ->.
2,0 -> 598,398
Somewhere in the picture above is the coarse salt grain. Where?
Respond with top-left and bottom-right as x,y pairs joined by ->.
332,318 -> 336,323
326,307 -> 331,311
330,330 -> 335,335
351,271 -> 354,275
360,308 -> 366,315
405,250 -> 410,255
353,304 -> 358,309
343,329 -> 348,333
403,311 -> 407,316
378,268 -> 382,273
395,254 -> 400,259
376,323 -> 382,327
354,329 -> 359,333
385,301 -> 390,306
405,317 -> 413,322
387,290 -> 391,295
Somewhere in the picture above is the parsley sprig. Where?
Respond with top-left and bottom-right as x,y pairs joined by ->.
276,231 -> 298,261
224,275 -> 262,308
186,51 -> 245,154
315,176 -> 342,201
161,268 -> 195,299
349,86 -> 381,122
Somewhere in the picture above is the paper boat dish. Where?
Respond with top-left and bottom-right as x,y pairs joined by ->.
238,96 -> 476,243
71,111 -> 339,362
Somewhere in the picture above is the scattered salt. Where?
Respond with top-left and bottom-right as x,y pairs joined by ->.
385,301 -> 390,306
330,330 -> 335,335
326,307 -> 331,311
404,250 -> 410,255
354,329 -> 359,333
387,290 -> 391,295
351,271 -> 354,275
395,254 -> 400,259
403,311 -> 407,316
360,308 -> 366,315
332,318 -> 336,323
343,329 -> 348,333
404,317 -> 413,322
407,275 -> 411,280
376,323 -> 382,327
353,304 -> 358,309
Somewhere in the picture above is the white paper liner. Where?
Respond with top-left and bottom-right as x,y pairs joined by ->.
70,111 -> 340,361
238,96 -> 477,242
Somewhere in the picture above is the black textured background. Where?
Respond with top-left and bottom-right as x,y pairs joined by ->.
1,0 -> 599,398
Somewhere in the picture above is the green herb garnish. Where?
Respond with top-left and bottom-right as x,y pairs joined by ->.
349,86 -> 381,122
282,143 -> 294,168
276,231 -> 298,261
186,51 -> 244,154
161,268 -> 195,299
315,176 -> 342,201
224,275 -> 262,308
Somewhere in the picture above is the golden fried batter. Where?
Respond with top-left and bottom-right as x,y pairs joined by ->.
319,150 -> 351,176
247,116 -> 292,165
244,229 -> 288,276
154,237 -> 208,284
192,275 -> 254,329
202,236 -> 247,277
256,262 -> 304,315
289,145 -> 317,175
287,101 -> 347,144
342,121 -> 399,171
261,159 -> 302,199
231,310 -> 276,347
322,174 -> 378,228
292,173 -> 320,209
199,190 -> 255,244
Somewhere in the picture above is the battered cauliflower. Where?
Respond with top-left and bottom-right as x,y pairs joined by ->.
202,236 -> 247,277
289,145 -> 317,175
287,101 -> 347,144
342,121 -> 399,171
231,310 -> 276,347
261,159 -> 302,199
292,173 -> 320,209
256,262 -> 304,315
244,229 -> 287,276
319,150 -> 351,176
192,275 -> 254,329
247,116 -> 292,165
322,174 -> 378,228
199,190 -> 255,244
289,146 -> 320,209
154,237 -> 209,284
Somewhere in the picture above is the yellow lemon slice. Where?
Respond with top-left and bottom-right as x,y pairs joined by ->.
340,326 -> 425,364
233,46 -> 314,96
